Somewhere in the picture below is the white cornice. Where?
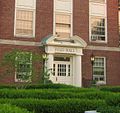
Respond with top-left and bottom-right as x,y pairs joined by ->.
86,45 -> 120,52
0,39 -> 120,52
0,39 -> 42,46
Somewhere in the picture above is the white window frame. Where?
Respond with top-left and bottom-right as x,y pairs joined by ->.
14,0 -> 36,38
89,0 -> 107,43
93,57 -> 106,84
118,9 -> 120,34
15,52 -> 32,82
53,0 -> 73,38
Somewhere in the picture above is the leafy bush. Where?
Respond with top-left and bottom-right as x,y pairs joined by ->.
0,99 -> 119,113
0,104 -> 33,113
0,89 -> 110,100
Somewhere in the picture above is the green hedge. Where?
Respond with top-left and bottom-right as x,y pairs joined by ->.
0,104 -> 33,113
0,99 -> 119,113
100,86 -> 120,92
0,84 -> 75,89
0,89 -> 110,100
106,93 -> 120,107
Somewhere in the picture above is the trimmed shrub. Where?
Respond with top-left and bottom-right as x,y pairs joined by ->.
100,86 -> 120,92
0,99 -> 119,113
0,84 -> 75,89
105,93 -> 120,107
97,106 -> 120,113
0,99 -> 118,113
0,104 -> 33,113
0,89 -> 110,100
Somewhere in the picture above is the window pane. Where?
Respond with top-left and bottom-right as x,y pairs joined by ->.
56,14 -> 71,24
93,57 -> 105,82
91,17 -> 105,41
16,10 -> 33,21
55,0 -> 72,12
56,24 -> 70,33
58,64 -> 66,76
16,9 -> 34,36
55,14 -> 71,38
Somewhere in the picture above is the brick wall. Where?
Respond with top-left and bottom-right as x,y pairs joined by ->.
0,0 -> 120,86
82,49 -> 120,87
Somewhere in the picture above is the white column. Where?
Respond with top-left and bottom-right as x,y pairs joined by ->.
46,54 -> 53,80
74,55 -> 82,87
46,54 -> 53,71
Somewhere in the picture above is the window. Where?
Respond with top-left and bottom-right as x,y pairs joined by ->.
91,17 -> 105,41
54,0 -> 72,39
89,0 -> 107,42
55,14 -> 71,38
15,52 -> 32,82
53,56 -> 71,77
15,0 -> 36,37
55,0 -> 72,12
93,57 -> 106,82
58,64 -> 66,76
16,10 -> 34,36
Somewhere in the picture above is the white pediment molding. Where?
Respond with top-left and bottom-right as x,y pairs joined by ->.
40,35 -> 87,48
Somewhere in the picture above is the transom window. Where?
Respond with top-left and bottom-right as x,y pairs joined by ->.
54,56 -> 70,61
91,17 -> 105,41
15,52 -> 32,82
93,57 -> 106,82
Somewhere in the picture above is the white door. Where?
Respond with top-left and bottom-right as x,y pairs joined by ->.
51,56 -> 73,85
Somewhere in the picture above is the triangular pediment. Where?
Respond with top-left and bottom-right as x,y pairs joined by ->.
40,35 -> 87,48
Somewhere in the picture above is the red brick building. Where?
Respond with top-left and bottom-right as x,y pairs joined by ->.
0,0 -> 120,87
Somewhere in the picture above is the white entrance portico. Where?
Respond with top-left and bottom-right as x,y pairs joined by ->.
41,35 -> 87,87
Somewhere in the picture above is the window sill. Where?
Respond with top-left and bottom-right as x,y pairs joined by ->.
15,79 -> 32,83
90,40 -> 107,44
15,35 -> 35,38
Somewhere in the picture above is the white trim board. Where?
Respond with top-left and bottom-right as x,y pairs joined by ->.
0,39 -> 120,52
0,39 -> 41,46
86,45 -> 120,52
